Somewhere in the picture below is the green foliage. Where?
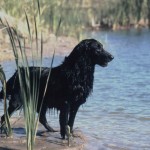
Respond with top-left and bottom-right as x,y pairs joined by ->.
88,0 -> 150,27
2,0 -> 150,31
0,0 -> 84,38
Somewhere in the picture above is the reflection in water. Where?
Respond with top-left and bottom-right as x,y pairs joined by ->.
0,29 -> 150,149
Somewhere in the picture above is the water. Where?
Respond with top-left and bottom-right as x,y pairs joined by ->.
0,29 -> 150,150
80,29 -> 150,150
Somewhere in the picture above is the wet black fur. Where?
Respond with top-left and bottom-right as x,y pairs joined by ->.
0,39 -> 114,139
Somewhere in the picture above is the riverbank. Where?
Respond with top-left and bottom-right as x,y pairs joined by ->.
0,35 -> 78,63
0,117 -> 86,150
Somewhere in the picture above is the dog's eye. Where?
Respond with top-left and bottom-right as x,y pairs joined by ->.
97,47 -> 103,52
95,49 -> 101,54
92,43 -> 102,52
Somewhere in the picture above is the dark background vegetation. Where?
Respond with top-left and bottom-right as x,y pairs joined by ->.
1,0 -> 150,34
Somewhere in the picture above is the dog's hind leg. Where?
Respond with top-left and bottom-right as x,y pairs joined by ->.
1,101 -> 22,133
39,105 -> 56,132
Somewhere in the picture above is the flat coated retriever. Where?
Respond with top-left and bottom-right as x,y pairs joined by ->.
0,39 -> 114,139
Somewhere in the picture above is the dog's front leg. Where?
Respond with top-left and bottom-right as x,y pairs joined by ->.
68,104 -> 80,133
59,101 -> 70,139
68,99 -> 86,133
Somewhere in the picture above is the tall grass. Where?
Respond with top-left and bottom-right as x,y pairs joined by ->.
0,0 -> 84,39
1,0 -> 59,149
1,0 -> 150,30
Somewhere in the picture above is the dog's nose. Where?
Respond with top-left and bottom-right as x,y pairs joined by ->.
107,55 -> 114,62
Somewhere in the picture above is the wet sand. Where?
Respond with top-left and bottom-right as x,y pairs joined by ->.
0,117 -> 86,150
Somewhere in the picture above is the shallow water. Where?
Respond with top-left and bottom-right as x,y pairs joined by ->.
0,29 -> 150,150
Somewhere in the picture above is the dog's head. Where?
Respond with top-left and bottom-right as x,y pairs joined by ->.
79,39 -> 114,67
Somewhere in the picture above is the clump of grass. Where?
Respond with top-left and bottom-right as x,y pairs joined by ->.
4,16 -> 41,150
2,2 -> 44,150
2,0 -> 62,149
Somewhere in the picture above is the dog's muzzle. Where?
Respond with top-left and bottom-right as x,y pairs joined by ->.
107,54 -> 114,62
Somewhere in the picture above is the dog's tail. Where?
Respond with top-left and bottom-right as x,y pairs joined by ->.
0,89 -> 4,100
0,67 -> 4,100
0,71 -> 18,101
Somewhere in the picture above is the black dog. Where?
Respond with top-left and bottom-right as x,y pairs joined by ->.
0,39 -> 114,139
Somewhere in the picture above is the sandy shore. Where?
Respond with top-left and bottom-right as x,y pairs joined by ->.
0,36 -> 78,62
0,117 -> 86,150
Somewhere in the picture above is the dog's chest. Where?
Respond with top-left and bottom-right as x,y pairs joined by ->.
67,68 -> 94,100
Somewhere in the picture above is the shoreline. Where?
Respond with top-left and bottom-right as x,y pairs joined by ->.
0,36 -> 78,63
1,27 -> 149,63
0,117 -> 86,150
